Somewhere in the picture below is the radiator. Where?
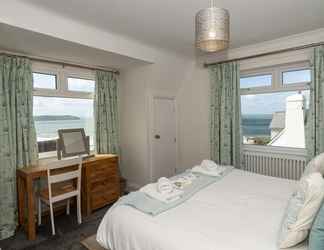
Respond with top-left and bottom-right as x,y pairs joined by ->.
242,147 -> 307,180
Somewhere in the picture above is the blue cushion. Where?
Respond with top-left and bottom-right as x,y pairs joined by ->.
309,202 -> 324,250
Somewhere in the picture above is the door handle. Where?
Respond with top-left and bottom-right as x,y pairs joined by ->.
155,134 -> 160,139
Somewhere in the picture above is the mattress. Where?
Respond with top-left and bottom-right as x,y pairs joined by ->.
97,170 -> 308,250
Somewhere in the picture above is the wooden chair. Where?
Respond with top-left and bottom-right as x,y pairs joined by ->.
37,156 -> 82,235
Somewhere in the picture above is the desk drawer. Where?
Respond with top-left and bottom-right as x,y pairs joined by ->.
86,159 -> 117,171
90,166 -> 116,180
91,190 -> 119,210
90,175 -> 119,191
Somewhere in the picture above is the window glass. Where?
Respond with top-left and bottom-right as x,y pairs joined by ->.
240,74 -> 272,89
68,77 -> 95,93
241,90 -> 309,148
33,96 -> 95,153
33,72 -> 57,89
282,69 -> 311,85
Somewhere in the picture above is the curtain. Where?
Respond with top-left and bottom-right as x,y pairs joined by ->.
95,70 -> 119,154
209,62 -> 241,167
0,56 -> 38,240
306,46 -> 324,161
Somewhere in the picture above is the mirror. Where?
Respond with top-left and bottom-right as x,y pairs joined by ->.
58,128 -> 89,158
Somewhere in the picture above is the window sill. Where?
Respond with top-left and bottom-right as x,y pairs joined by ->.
242,144 -> 307,157
38,150 -> 96,164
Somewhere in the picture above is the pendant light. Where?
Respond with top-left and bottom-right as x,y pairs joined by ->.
195,0 -> 230,52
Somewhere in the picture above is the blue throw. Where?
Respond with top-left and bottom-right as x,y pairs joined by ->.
114,166 -> 234,216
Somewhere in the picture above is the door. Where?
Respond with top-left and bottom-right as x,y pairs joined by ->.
152,97 -> 177,181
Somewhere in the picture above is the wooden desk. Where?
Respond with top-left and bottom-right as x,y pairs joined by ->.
17,154 -> 120,240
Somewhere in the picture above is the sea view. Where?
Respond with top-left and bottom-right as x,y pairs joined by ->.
34,114 -> 272,145
241,114 -> 272,137
34,117 -> 95,147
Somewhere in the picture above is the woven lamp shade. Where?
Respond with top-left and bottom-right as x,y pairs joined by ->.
195,7 -> 230,52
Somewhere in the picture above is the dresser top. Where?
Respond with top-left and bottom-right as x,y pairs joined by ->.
18,154 -> 118,178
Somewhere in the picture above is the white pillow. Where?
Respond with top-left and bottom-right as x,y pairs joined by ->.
302,152 -> 324,177
279,173 -> 324,249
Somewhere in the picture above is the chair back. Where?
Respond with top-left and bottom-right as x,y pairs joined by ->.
46,156 -> 82,202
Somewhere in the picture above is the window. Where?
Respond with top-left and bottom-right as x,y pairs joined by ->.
240,74 -> 272,89
240,63 -> 311,149
33,72 -> 57,89
34,97 -> 94,150
282,69 -> 311,85
68,77 -> 95,93
32,65 -> 95,157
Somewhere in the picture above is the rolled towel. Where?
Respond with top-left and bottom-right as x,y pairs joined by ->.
201,159 -> 218,171
192,165 -> 226,177
140,183 -> 183,203
157,177 -> 174,194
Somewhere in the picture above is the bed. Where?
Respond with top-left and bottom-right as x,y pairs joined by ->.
97,169 -> 308,250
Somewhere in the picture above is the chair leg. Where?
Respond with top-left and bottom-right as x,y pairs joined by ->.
38,197 -> 42,226
76,195 -> 82,224
66,199 -> 70,215
49,203 -> 55,235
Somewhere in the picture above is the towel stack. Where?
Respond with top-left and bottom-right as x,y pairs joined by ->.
140,177 -> 183,203
191,159 -> 227,176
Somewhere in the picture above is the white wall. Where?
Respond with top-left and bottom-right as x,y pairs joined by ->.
119,54 -> 210,189
177,62 -> 210,172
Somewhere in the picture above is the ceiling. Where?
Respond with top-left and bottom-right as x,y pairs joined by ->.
23,0 -> 324,56
0,23 -> 149,70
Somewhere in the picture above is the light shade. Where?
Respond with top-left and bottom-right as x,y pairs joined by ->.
195,7 -> 230,52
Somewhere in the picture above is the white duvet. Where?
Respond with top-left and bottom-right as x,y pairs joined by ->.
97,170 -> 308,250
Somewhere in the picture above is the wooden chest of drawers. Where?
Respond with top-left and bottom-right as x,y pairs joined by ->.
81,154 -> 120,215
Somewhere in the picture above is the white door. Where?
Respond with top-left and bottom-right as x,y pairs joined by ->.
152,97 -> 177,181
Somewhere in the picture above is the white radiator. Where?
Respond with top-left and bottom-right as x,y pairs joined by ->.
242,145 -> 307,180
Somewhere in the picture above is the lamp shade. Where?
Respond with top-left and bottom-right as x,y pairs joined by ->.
195,7 -> 230,52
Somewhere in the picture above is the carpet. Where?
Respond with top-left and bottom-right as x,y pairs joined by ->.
0,206 -> 109,250
81,235 -> 108,250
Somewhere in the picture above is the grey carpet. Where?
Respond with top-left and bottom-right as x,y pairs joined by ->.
0,206 -> 109,250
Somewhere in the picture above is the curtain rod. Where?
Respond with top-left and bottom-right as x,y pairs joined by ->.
0,51 -> 120,75
204,41 -> 324,67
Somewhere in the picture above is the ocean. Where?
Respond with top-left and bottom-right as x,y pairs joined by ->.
241,114 -> 272,137
34,115 -> 272,144
34,118 -> 95,146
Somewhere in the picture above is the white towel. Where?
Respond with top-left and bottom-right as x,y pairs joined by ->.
140,183 -> 184,203
191,165 -> 226,177
201,159 -> 218,171
157,177 -> 174,194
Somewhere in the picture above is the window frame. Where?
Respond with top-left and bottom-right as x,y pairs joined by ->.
32,63 -> 95,99
240,61 -> 311,150
32,62 -> 96,159
240,61 -> 310,95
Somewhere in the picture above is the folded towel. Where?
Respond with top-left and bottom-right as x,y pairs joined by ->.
140,183 -> 184,203
192,165 -> 227,177
157,177 -> 174,194
201,159 -> 218,171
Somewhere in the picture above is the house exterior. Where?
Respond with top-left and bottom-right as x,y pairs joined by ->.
268,94 -> 305,148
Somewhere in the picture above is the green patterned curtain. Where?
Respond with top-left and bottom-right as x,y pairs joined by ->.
95,70 -> 119,154
0,56 -> 38,240
306,46 -> 324,160
209,62 -> 241,167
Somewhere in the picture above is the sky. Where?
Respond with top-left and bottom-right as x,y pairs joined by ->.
241,90 -> 310,115
33,96 -> 94,118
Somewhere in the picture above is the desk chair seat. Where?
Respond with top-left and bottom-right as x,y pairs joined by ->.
39,182 -> 75,200
38,156 -> 82,235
